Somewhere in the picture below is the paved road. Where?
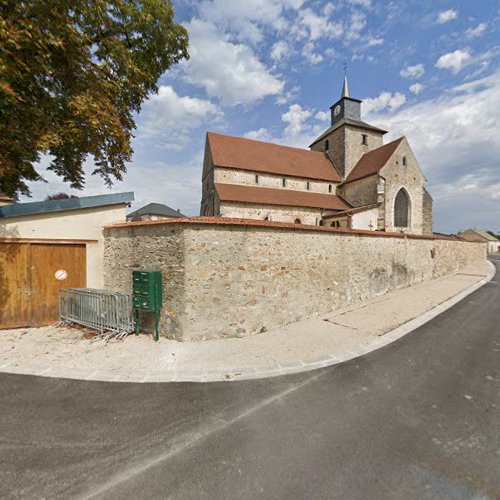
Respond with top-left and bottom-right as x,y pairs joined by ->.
1,257 -> 499,500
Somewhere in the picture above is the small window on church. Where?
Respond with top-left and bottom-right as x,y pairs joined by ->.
255,174 -> 259,184
282,178 -> 286,187
329,184 -> 332,193
362,134 -> 368,145
306,181 -> 310,190
294,218 -> 301,224
324,140 -> 329,151
402,156 -> 407,166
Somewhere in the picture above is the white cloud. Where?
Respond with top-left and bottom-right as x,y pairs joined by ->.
437,9 -> 458,24
244,128 -> 274,141
368,71 -> 500,232
181,19 -> 284,106
323,2 -> 336,17
409,83 -> 424,95
298,7 -> 343,40
271,40 -> 290,62
400,63 -> 425,79
315,111 -> 330,121
367,37 -> 384,47
302,42 -> 324,65
465,23 -> 487,38
435,49 -> 471,74
345,11 -> 367,41
138,86 -> 223,148
197,0 -> 305,43
363,91 -> 406,113
282,104 -> 312,137
347,0 -> 372,8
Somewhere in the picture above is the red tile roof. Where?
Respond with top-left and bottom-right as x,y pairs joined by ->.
207,132 -> 342,182
343,137 -> 404,184
105,216 -> 471,242
215,183 -> 351,211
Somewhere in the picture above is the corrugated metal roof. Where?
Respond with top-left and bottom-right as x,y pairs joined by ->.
0,192 -> 134,219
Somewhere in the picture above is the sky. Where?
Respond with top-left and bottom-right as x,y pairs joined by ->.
24,0 -> 500,233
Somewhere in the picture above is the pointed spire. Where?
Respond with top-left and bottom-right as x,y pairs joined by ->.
341,61 -> 350,98
341,74 -> 350,98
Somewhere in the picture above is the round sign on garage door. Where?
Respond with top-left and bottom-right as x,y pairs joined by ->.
55,269 -> 68,280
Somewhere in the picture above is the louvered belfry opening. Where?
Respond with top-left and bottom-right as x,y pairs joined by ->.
394,188 -> 410,228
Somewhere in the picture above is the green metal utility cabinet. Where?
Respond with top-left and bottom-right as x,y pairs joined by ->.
132,270 -> 162,340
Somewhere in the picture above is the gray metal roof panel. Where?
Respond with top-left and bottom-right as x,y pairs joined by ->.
0,192 -> 134,219
127,203 -> 185,219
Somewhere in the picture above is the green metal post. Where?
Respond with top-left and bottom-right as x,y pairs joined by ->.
155,309 -> 159,342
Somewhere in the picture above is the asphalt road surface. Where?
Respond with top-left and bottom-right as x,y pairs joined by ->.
1,257 -> 499,500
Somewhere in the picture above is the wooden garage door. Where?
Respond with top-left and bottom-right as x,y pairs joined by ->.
0,242 -> 86,329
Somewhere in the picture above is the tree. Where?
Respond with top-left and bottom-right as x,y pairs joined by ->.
44,192 -> 78,200
0,0 -> 189,197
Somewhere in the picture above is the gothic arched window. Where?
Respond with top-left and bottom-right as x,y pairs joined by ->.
394,188 -> 410,228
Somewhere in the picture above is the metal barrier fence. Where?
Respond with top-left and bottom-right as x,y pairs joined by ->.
59,288 -> 134,339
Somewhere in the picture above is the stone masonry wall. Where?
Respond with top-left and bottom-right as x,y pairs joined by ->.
104,220 -> 486,342
215,168 -> 338,195
219,201 -> 323,225
311,125 -> 384,180
422,188 -> 433,236
343,126 -> 384,180
381,138 -> 425,234
103,224 -> 186,340
338,175 -> 378,207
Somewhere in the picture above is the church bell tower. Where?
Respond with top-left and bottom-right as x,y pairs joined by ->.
310,74 -> 387,179
330,76 -> 362,126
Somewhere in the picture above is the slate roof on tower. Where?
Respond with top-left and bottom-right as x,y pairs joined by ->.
343,137 -> 405,184
207,132 -> 342,182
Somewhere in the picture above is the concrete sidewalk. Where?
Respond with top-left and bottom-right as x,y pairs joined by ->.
0,260 -> 495,383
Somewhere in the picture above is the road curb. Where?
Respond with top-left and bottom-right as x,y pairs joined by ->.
1,262 -> 496,384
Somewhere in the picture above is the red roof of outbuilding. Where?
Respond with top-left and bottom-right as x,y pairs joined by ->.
207,132 -> 342,182
215,183 -> 351,211
343,137 -> 404,184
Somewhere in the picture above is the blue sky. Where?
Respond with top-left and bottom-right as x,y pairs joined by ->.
26,0 -> 500,233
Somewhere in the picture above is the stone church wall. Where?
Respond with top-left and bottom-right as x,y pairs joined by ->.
343,126 -> 384,179
381,139 -> 425,234
422,188 -> 433,236
215,168 -> 336,195
104,219 -> 486,341
311,125 -> 383,179
338,175 -> 378,207
219,201 -> 323,225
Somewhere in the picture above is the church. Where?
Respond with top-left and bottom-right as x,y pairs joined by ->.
200,77 -> 433,236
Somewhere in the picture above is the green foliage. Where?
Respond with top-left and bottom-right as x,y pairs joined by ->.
0,0 -> 189,197
486,231 -> 500,240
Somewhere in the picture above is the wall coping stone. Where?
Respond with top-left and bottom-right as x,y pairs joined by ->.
104,216 -> 477,243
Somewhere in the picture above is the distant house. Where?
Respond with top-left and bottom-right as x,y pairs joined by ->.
126,203 -> 184,222
459,228 -> 500,254
0,194 -> 15,206
0,192 -> 134,329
